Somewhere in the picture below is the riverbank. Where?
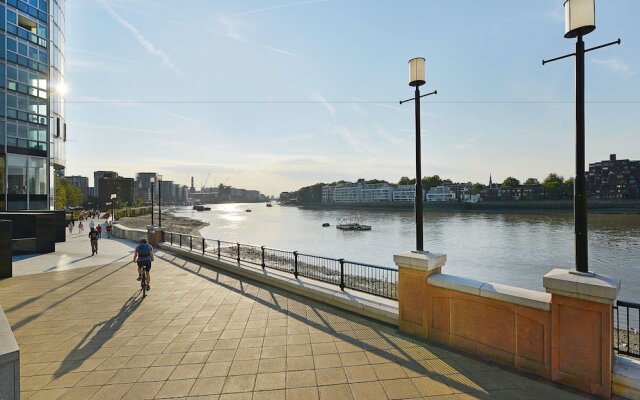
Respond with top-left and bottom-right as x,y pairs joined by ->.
296,199 -> 640,215
116,211 -> 209,236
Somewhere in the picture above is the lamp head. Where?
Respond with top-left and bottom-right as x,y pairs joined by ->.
564,0 -> 596,38
408,57 -> 426,87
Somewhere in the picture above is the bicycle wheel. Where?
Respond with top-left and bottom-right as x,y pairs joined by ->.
141,270 -> 147,297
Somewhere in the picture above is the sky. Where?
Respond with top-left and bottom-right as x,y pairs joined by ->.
64,0 -> 640,196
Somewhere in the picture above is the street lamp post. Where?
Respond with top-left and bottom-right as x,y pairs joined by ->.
400,57 -> 437,252
543,0 -> 620,274
150,178 -> 155,226
110,194 -> 116,223
158,179 -> 162,228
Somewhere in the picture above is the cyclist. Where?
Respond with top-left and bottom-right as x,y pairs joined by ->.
133,238 -> 155,291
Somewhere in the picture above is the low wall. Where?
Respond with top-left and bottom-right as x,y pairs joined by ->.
0,306 -> 19,399
426,274 -> 551,379
395,252 -> 620,399
112,224 -> 146,242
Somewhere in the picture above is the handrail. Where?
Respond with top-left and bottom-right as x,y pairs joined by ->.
162,230 -> 397,300
613,299 -> 640,359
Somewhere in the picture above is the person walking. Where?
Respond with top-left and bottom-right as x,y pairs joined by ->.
133,239 -> 154,291
68,221 -> 73,235
106,222 -> 112,239
88,227 -> 99,255
96,224 -> 102,239
78,221 -> 84,234
89,219 -> 95,230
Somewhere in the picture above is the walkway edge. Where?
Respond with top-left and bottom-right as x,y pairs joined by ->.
0,306 -> 19,399
159,243 -> 400,326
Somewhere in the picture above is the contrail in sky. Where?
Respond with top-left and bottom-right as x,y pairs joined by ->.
228,0 -> 329,18
97,0 -> 184,79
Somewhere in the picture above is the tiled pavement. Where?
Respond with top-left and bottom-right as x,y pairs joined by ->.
0,245 -> 593,399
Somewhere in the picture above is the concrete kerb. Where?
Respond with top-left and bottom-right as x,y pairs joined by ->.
158,242 -> 399,326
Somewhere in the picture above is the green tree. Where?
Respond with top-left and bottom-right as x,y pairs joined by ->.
398,176 -> 415,185
366,179 -> 388,184
543,173 -> 564,199
563,177 -> 574,199
524,178 -> 540,185
421,175 -> 442,190
502,177 -> 520,187
296,183 -> 325,205
54,177 -> 83,209
471,183 -> 486,192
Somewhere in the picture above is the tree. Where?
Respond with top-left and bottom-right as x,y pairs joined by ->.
502,177 -> 520,187
422,175 -> 442,190
398,176 -> 415,185
524,178 -> 540,185
55,177 -> 83,209
366,179 -> 388,185
563,177 -> 574,199
471,183 -> 486,192
543,173 -> 564,199
296,183 -> 325,204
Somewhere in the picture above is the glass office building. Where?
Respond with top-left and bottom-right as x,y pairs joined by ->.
0,0 -> 66,211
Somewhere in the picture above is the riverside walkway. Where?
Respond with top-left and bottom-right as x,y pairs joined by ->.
0,233 -> 594,399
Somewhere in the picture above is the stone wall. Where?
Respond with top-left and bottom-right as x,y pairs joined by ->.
0,306 -> 19,399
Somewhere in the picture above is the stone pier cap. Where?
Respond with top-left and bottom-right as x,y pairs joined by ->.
543,268 -> 621,304
393,251 -> 446,272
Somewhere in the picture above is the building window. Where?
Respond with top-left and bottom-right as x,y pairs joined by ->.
7,153 -> 27,194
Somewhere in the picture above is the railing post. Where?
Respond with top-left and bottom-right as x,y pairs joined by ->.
293,251 -> 299,278
179,234 -> 182,247
261,246 -> 265,269
217,240 -> 220,258
190,236 -> 193,251
170,232 -> 173,245
202,238 -> 205,255
237,243 -> 241,262
339,259 -> 345,291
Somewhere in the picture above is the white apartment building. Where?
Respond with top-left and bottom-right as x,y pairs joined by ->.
321,186 -> 335,203
426,186 -> 456,202
360,183 -> 394,202
392,185 -> 416,202
332,184 -> 361,203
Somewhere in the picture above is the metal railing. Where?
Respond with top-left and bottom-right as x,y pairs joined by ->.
613,300 -> 640,359
165,231 -> 397,300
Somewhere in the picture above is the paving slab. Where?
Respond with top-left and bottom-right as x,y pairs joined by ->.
0,240 -> 596,399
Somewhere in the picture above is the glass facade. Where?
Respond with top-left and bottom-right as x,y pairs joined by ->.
0,0 -> 65,210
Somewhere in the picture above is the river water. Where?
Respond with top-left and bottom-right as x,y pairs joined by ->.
171,203 -> 639,301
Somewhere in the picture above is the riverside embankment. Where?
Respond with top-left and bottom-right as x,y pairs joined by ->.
116,211 -> 209,235
298,199 -> 640,214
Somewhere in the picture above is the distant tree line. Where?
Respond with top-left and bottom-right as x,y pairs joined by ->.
293,172 -> 576,204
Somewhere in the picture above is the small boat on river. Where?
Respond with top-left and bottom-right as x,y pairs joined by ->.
336,217 -> 371,231
266,203 -> 273,207
193,205 -> 211,211
322,223 -> 330,227
246,209 -> 252,212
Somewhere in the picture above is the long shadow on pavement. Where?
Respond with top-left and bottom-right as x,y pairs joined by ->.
53,292 -> 143,378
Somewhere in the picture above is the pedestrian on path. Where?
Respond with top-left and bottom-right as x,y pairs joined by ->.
96,224 -> 102,239
88,227 -> 99,255
89,219 -> 95,230
106,222 -> 112,239
68,222 -> 73,235
78,221 -> 84,234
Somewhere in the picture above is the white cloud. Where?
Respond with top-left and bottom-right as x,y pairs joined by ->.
592,57 -> 634,79
454,135 -> 483,151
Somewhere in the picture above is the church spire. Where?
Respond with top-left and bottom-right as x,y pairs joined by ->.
489,174 -> 492,187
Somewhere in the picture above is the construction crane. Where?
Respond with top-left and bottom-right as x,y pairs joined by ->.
201,172 -> 212,192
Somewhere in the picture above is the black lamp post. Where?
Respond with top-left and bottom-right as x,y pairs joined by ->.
158,179 -> 162,228
543,0 -> 620,274
110,194 -> 116,223
150,178 -> 155,226
400,57 -> 437,252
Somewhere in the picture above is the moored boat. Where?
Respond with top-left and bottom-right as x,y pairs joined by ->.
336,217 -> 371,231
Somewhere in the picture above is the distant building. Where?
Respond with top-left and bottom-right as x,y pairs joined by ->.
587,154 -> 639,199
426,186 -> 456,202
392,185 -> 416,203
94,171 -> 118,198
135,172 -> 161,204
159,180 -> 175,204
66,175 -> 94,199
97,176 -> 134,209
360,183 -> 393,202
332,183 -> 361,203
